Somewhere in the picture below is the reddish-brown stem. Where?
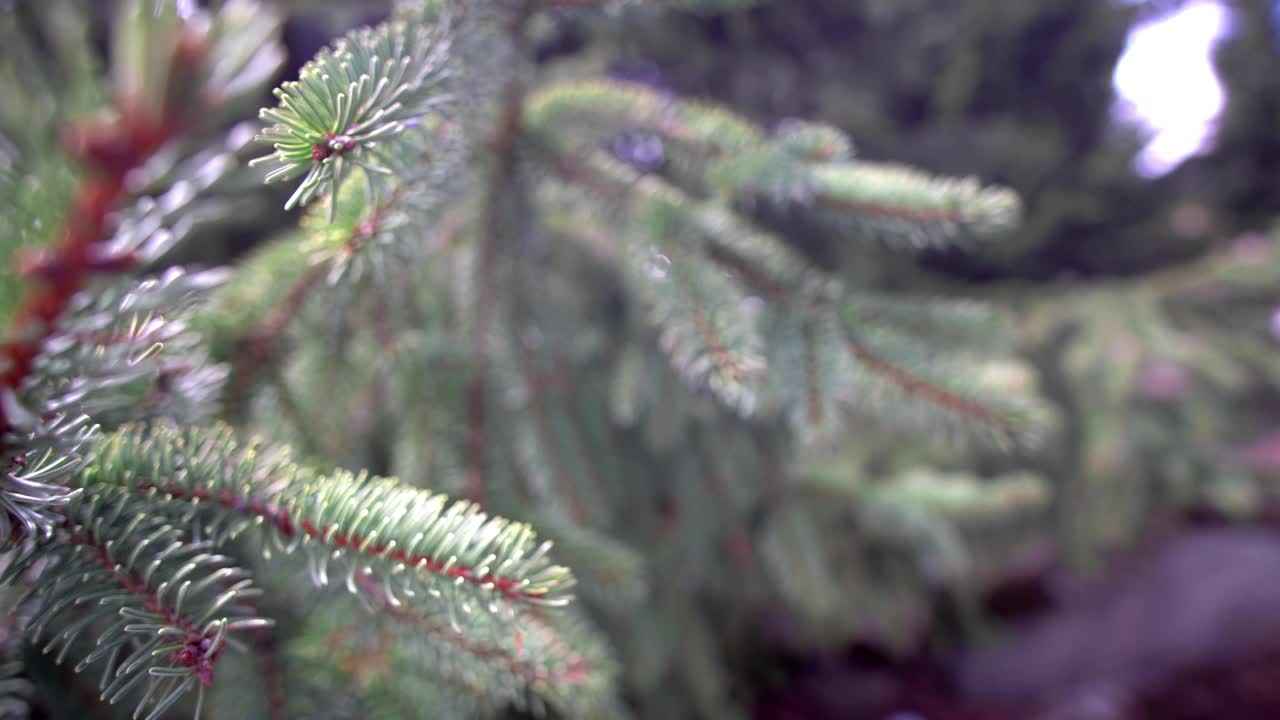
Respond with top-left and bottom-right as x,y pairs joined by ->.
309,133 -> 356,164
227,260 -> 328,415
248,264 -> 329,351
245,191 -> 400,353
344,188 -> 402,257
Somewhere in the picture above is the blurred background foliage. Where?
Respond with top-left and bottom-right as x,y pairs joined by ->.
573,0 -> 1280,550
4,0 -> 1280,717
542,0 -> 1280,715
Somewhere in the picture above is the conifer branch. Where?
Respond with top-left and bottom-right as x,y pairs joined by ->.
0,6 -> 250,550
538,133 -> 838,301
295,586 -> 614,719
82,424 -> 577,609
356,572 -> 596,693
252,19 -> 453,213
842,331 -> 1015,437
538,119 -> 1031,439
805,163 -> 1022,249
3,494 -> 270,719
1,2 -> 1044,715
230,188 -> 403,396
0,50 -> 196,444
525,80 -> 763,159
528,80 -> 1020,251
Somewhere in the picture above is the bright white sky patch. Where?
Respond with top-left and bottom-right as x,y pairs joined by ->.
1113,1 -> 1231,177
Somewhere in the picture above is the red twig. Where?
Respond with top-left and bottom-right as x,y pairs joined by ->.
0,117 -> 163,433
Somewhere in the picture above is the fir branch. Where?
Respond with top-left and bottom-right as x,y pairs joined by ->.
212,183 -> 409,420
540,138 -> 838,301
299,171 -> 412,282
806,162 -> 1022,249
843,331 -> 1015,437
774,120 -> 854,162
0,0 -> 285,438
528,80 -> 1019,252
2,1 -> 285,549
356,572 -> 593,692
251,19 -> 453,213
620,178 -> 769,414
539,116 -> 1031,439
0,71 -> 190,443
4,494 -> 270,719
291,589 -> 614,719
539,147 -> 779,413
1,417 -> 93,547
525,80 -> 763,159
82,424 -> 577,609
0,16 -> 214,548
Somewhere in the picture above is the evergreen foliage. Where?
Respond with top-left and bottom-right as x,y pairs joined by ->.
0,1 -> 1052,718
